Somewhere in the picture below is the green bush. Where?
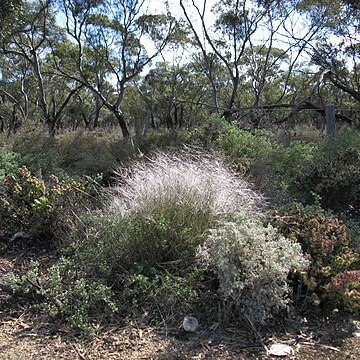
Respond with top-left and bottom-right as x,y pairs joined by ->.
269,140 -> 317,192
10,124 -> 61,176
72,149 -> 264,286
290,130 -> 360,217
69,214 -> 130,282
210,121 -> 360,217
121,265 -> 201,313
0,150 -> 22,179
3,149 -> 267,336
271,203 -> 358,307
72,211 -> 211,285
137,128 -> 194,155
213,118 -> 274,176
197,214 -> 308,324
41,258 -> 118,338
5,259 -> 118,338
0,166 -> 85,243
192,117 -> 318,204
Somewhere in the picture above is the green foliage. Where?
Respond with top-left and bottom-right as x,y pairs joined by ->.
213,118 -> 274,175
0,150 -> 22,179
5,258 -> 118,338
246,138 -> 318,203
197,214 -> 308,324
200,119 -> 360,216
3,147 -> 267,336
121,265 -> 200,311
106,150 -> 262,269
193,118 -> 318,207
73,150 -> 263,285
0,166 -> 85,243
125,210 -> 211,266
72,209 -> 212,287
348,221 -> 360,254
10,125 -> 61,177
0,0 -> 23,28
69,214 -> 130,281
4,260 -> 42,297
187,117 -> 318,203
271,203 -> 358,307
269,140 -> 317,192
290,130 -> 360,217
137,128 -> 194,154
41,258 -> 118,338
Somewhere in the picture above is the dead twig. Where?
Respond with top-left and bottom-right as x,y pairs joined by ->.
71,343 -> 87,360
243,314 -> 269,354
300,341 -> 341,352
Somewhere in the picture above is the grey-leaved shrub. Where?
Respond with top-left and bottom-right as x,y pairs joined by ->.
197,214 -> 309,324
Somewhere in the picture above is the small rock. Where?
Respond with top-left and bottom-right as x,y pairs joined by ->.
268,343 -> 294,357
182,316 -> 199,332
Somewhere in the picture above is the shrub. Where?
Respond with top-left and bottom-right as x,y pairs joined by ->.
213,118 -> 274,176
136,128 -> 193,155
197,214 -> 308,324
269,141 -> 317,192
31,148 -> 267,334
0,150 -> 22,180
41,258 -> 118,337
69,214 -> 130,281
5,258 -> 118,338
10,124 -> 61,176
326,270 -> 360,314
0,166 -> 85,244
121,265 -> 200,313
290,129 -> 360,217
271,203 -> 358,307
196,117 -> 318,203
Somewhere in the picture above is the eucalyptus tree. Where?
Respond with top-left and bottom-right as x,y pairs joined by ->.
0,0 -> 24,29
56,0 -> 178,138
179,0 -> 326,120
0,53 -> 31,128
138,60 -> 211,130
0,0 -> 84,134
302,1 -> 359,105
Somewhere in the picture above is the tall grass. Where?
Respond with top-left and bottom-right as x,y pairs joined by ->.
111,149 -> 263,218
79,149 -> 264,276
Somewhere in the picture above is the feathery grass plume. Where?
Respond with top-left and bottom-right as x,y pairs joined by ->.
106,148 -> 265,266
110,148 -> 264,217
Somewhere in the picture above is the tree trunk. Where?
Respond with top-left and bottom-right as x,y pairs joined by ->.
114,108 -> 130,138
47,117 -> 56,136
92,97 -> 102,130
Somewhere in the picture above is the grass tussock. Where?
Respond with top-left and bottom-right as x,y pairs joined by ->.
110,148 -> 264,218
76,149 -> 265,277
